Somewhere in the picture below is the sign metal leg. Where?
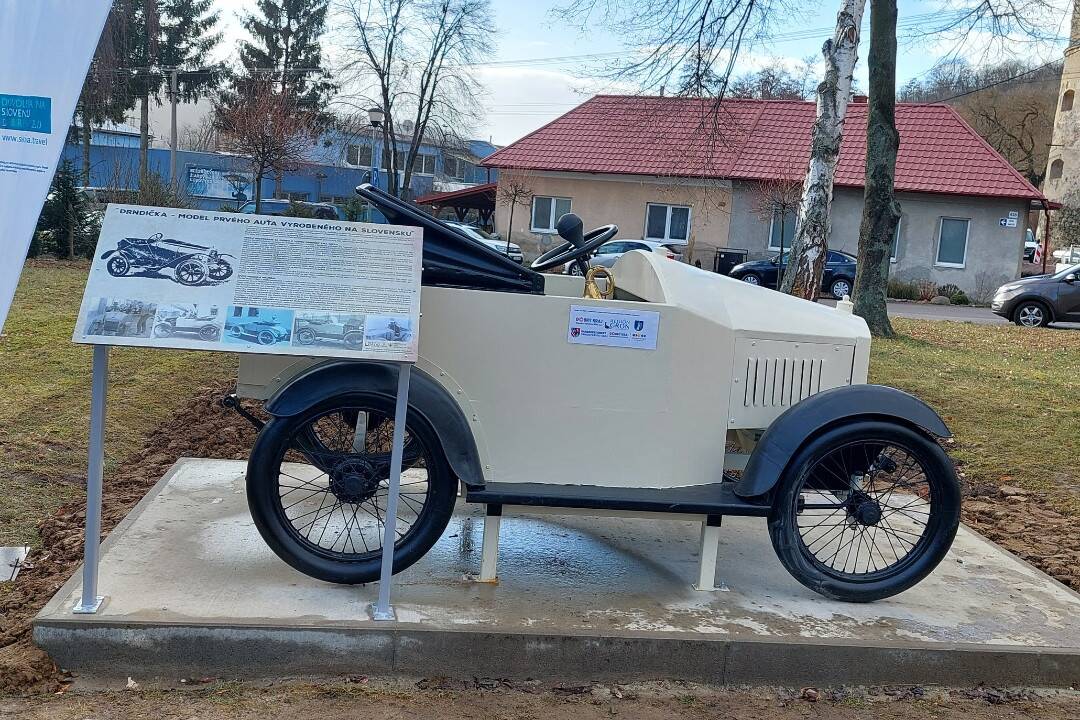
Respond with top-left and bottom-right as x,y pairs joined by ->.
74,345 -> 109,614
478,505 -> 502,583
693,516 -> 723,592
371,363 -> 412,621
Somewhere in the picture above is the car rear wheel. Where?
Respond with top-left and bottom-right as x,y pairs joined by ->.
245,393 -> 456,584
740,273 -> 761,286
768,420 -> 960,602
830,278 -> 852,299
1013,301 -> 1050,327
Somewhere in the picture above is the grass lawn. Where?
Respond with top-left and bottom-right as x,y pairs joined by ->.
0,263 -> 1076,547
870,319 -> 1080,513
0,262 -> 235,547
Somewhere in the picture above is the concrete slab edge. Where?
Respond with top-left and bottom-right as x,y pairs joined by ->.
32,622 -> 1080,688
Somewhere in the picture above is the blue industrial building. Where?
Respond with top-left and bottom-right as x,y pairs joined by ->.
61,123 -> 499,212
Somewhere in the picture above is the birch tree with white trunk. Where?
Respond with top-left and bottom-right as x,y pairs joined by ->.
780,0 -> 865,301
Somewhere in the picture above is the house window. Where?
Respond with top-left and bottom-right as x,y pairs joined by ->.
345,144 -> 374,167
284,191 -> 309,201
890,218 -> 901,262
531,196 -> 572,232
392,150 -> 436,175
444,156 -> 469,180
768,208 -> 797,251
1063,89 -> 1075,112
935,217 -> 970,268
645,203 -> 691,242
1050,159 -> 1064,180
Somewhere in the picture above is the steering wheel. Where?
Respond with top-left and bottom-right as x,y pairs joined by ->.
530,213 -> 618,273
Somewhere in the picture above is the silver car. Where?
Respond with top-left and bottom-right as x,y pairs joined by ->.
446,221 -> 524,264
566,239 -> 681,275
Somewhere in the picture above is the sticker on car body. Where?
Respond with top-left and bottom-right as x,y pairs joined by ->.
567,304 -> 660,350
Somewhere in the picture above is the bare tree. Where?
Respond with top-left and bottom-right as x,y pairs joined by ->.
496,169 -> 533,255
781,0 -> 865,301
216,83 -> 319,213
337,0 -> 493,199
728,59 -> 818,100
751,176 -> 803,288
179,113 -> 220,152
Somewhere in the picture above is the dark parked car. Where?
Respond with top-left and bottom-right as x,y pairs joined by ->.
991,263 -> 1080,327
729,250 -> 857,299
239,200 -> 346,220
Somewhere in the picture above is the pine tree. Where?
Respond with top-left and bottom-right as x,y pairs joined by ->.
236,0 -> 335,111
129,0 -> 223,185
35,162 -> 99,260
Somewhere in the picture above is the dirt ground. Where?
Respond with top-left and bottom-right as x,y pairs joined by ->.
3,679 -> 1080,720
2,376 -> 1080,699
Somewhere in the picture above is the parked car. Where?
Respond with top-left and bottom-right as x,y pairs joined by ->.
990,263 -> 1080,327
227,318 -> 292,345
238,200 -> 346,221
1024,229 -> 1039,263
729,250 -> 857,300
565,239 -> 678,274
445,221 -> 524,263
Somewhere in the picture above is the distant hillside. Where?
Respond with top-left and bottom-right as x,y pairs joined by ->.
899,59 -> 1063,187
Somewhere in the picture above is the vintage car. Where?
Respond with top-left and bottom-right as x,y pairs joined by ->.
227,319 -> 291,345
230,185 -> 961,603
100,233 -> 233,287
294,316 -> 364,348
153,314 -> 221,341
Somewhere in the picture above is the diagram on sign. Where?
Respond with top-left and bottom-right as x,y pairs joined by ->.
99,233 -> 235,286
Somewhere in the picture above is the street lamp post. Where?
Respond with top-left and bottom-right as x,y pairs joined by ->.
368,107 -> 384,193
315,171 -> 328,203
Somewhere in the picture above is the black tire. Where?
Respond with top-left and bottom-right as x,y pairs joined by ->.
1013,300 -> 1051,327
174,258 -> 208,286
153,322 -> 174,338
199,325 -> 220,341
768,420 -> 960,602
830,277 -> 853,300
740,272 -> 761,286
209,260 -> 233,281
296,327 -> 316,345
257,329 -> 277,345
246,393 -> 456,584
343,330 -> 364,349
106,255 -> 130,277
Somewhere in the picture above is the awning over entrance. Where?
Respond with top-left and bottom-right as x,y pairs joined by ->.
416,182 -> 496,225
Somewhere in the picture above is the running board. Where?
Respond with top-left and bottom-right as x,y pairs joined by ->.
465,481 -> 770,517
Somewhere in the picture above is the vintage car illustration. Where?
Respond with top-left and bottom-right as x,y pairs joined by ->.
293,315 -> 364,348
99,233 -> 234,287
229,184 -> 962,603
153,313 -> 221,341
227,318 -> 291,345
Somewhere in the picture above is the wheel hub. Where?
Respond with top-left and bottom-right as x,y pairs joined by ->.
850,497 -> 882,526
328,457 -> 381,503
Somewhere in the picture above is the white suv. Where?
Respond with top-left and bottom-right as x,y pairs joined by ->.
446,221 -> 524,264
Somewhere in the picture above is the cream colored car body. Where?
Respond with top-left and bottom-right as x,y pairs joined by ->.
237,250 -> 871,490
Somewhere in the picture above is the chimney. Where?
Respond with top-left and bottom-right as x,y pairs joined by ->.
852,94 -> 868,103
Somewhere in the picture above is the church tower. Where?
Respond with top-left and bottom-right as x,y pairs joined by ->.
1043,3 -> 1080,215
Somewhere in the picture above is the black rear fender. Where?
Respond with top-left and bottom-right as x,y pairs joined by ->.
264,360 -> 484,487
735,384 -> 950,499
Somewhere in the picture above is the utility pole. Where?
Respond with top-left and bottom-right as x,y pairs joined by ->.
169,68 -> 179,185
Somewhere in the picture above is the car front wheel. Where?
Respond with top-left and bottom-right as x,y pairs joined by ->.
740,273 -> 761,286
1013,301 -> 1050,327
830,278 -> 852,299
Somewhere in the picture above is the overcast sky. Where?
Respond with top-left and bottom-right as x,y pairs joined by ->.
148,0 -> 1072,148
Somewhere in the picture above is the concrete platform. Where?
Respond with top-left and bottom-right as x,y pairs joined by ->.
35,459 -> 1080,687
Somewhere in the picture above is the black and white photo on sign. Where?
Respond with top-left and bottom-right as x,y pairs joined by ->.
83,298 -> 158,339
292,312 -> 366,349
99,232 -> 234,287
152,303 -> 224,342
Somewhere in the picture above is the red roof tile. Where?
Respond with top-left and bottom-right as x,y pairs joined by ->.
482,95 -> 1043,200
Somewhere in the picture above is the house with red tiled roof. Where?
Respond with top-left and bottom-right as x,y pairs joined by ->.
482,94 -> 1045,293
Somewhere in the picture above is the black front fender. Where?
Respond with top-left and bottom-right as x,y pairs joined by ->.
264,360 -> 484,487
734,384 -> 950,499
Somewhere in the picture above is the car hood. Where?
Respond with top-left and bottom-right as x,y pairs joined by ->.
999,274 -> 1051,291
730,259 -> 772,273
482,239 -> 521,253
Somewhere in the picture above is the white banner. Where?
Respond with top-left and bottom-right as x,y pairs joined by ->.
0,0 -> 112,332
74,205 -> 423,362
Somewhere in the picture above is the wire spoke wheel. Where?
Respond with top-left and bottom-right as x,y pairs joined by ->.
768,421 -> 960,602
278,405 -> 432,560
795,441 -> 932,579
246,392 -> 456,584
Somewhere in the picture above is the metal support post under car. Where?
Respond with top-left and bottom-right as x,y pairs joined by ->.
370,363 -> 412,621
73,344 -> 109,614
